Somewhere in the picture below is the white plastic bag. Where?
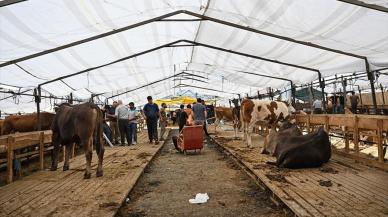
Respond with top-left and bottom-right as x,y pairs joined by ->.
189,193 -> 209,204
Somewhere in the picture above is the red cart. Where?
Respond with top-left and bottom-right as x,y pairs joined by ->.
177,125 -> 204,154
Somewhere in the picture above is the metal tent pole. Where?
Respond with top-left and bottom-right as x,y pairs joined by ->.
365,59 -> 378,113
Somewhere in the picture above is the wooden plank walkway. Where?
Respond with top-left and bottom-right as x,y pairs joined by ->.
0,130 -> 168,217
211,130 -> 388,217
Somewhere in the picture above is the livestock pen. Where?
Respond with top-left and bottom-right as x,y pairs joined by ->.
1,0 -> 388,216
210,114 -> 388,216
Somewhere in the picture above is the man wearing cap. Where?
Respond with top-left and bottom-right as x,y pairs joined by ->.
143,96 -> 160,144
128,102 -> 139,145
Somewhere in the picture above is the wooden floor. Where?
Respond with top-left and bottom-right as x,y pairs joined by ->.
0,131 -> 167,217
211,128 -> 388,217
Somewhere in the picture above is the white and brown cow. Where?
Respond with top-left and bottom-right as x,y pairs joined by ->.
240,99 -> 295,147
214,107 -> 240,137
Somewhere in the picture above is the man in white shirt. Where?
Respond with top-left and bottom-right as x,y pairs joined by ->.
312,99 -> 323,114
115,100 -> 130,145
128,102 -> 139,145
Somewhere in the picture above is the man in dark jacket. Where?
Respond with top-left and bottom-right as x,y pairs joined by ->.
143,96 -> 160,144
178,104 -> 188,133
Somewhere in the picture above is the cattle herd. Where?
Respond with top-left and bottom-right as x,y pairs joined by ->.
0,98 -> 332,179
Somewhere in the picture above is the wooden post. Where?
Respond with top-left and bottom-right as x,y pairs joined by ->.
353,116 -> 359,155
344,126 -> 349,153
7,136 -> 15,184
39,132 -> 44,170
365,59 -> 378,113
377,119 -> 384,162
324,115 -> 329,132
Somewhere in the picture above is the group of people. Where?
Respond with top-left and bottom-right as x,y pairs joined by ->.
102,100 -> 140,146
101,96 -> 211,146
176,98 -> 210,136
312,91 -> 360,114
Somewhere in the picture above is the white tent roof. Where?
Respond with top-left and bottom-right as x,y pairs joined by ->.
0,0 -> 387,113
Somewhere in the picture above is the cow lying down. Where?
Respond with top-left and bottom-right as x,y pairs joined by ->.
262,122 -> 331,169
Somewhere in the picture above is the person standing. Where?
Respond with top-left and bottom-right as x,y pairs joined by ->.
178,104 -> 188,132
159,103 -> 168,141
350,91 -> 359,114
175,107 -> 181,126
201,100 -> 210,136
107,101 -> 120,144
312,98 -> 323,114
185,104 -> 193,126
192,98 -> 208,136
128,102 -> 139,145
143,96 -> 160,144
115,100 -> 131,146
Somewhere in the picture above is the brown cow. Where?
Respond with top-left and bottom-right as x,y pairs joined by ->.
1,112 -> 56,135
51,103 -> 104,179
241,99 -> 295,147
0,120 -> 4,136
214,106 -> 240,137
265,123 -> 331,168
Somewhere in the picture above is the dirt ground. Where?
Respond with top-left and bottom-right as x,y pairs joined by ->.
118,130 -> 283,217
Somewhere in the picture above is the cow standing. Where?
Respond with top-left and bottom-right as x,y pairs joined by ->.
240,99 -> 295,148
264,124 -> 331,168
214,107 -> 240,137
51,103 -> 104,179
1,112 -> 55,135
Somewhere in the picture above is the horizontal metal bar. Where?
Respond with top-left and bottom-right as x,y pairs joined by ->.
173,77 -> 208,83
105,72 -> 184,99
156,18 -> 206,22
0,10 -> 183,68
174,84 -> 239,95
337,0 -> 388,13
182,10 -> 366,60
183,40 -> 320,72
0,0 -> 26,7
38,40 -> 185,87
0,90 -> 83,102
167,44 -> 198,48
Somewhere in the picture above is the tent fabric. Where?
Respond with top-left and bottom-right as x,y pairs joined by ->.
0,0 -> 387,113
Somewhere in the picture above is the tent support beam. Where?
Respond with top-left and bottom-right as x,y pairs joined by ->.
37,40 -> 186,88
182,11 -> 366,60
365,58 -> 378,112
184,40 -> 319,72
318,72 -> 327,113
174,84 -> 239,95
34,87 -> 41,131
1,10 -> 365,69
0,0 -> 26,7
337,0 -> 388,13
37,40 -> 320,94
0,10 -> 184,68
105,72 -> 185,99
